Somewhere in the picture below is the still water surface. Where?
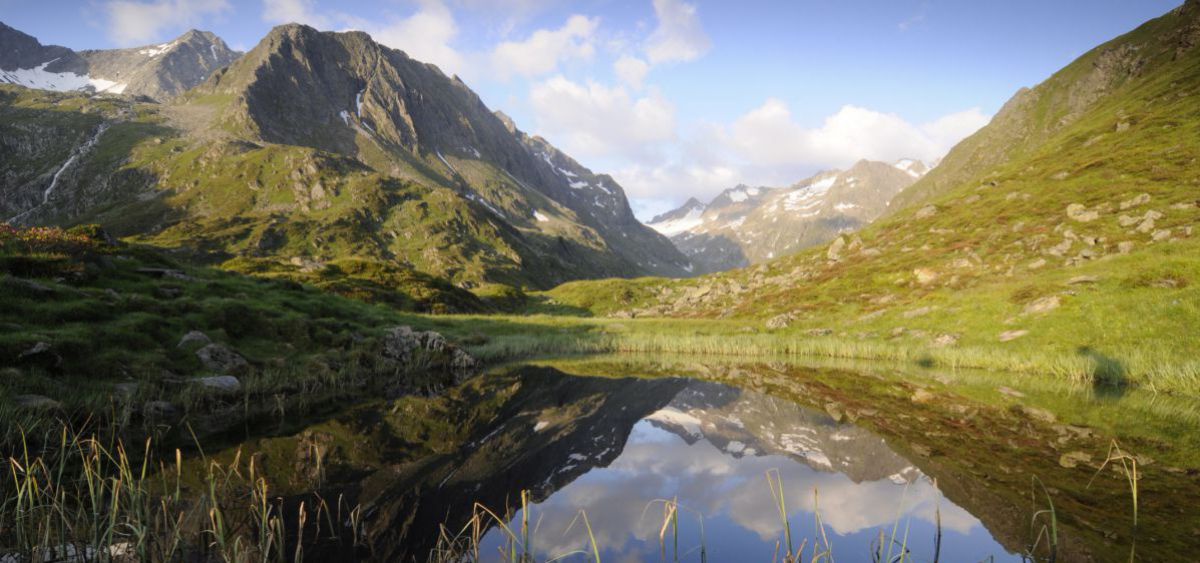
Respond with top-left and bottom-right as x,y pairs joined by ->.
476,379 -> 1014,561
217,357 -> 1198,561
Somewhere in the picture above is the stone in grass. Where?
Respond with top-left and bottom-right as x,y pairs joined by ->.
998,386 -> 1027,398
143,401 -> 180,420
177,330 -> 212,349
1066,203 -> 1100,222
1011,404 -> 1057,424
193,375 -> 242,394
14,394 -> 61,409
932,334 -> 959,347
196,343 -> 249,375
1023,295 -> 1061,315
1059,451 -> 1093,469
911,389 -> 937,404
998,329 -> 1029,342
1119,193 -> 1151,210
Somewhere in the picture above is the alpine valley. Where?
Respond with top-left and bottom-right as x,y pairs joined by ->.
2,3 -> 1200,563
1,22 -> 690,312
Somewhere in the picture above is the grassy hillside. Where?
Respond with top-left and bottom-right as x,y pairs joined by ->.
538,3 -> 1200,395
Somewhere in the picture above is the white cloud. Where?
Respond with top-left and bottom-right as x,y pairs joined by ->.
529,76 -> 676,161
368,0 -> 465,76
614,55 -> 650,89
730,100 -> 990,169
103,0 -> 230,46
261,0 -> 331,29
491,15 -> 599,78
644,0 -> 711,64
261,0 -> 468,77
609,102 -> 990,220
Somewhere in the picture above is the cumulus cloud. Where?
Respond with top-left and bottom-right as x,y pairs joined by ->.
261,0 -> 467,76
605,101 -> 990,220
103,0 -> 230,46
730,100 -> 989,169
613,55 -> 650,89
261,0 -> 332,29
368,0 -> 465,76
529,76 -> 676,161
644,0 -> 711,64
491,15 -> 600,78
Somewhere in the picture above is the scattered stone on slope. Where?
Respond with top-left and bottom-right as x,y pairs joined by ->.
999,330 -> 1029,342
1135,210 -> 1164,233
196,343 -> 250,375
379,326 -> 479,388
1059,451 -> 1093,469
932,334 -> 960,347
914,205 -> 938,219
826,236 -> 846,262
1118,241 -> 1136,254
1012,404 -> 1057,424
178,330 -> 212,349
1067,275 -> 1100,285
765,313 -> 796,330
1119,193 -> 1151,210
913,268 -> 938,285
1152,229 -> 1173,241
1066,203 -> 1100,222
193,375 -> 242,395
1023,295 -> 1062,315
14,394 -> 61,409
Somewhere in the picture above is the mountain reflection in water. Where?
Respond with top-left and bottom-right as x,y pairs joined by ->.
475,379 -> 1013,562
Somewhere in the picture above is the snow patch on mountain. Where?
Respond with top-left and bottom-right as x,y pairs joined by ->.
0,61 -> 127,94
649,206 -> 705,236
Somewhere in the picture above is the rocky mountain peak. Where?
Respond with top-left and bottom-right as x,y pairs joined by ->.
651,160 -> 927,273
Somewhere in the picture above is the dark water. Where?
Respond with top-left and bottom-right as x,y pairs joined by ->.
223,357 -> 1199,562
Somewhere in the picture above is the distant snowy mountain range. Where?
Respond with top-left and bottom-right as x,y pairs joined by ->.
648,159 -> 934,273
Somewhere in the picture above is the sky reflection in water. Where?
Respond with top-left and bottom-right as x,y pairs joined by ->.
479,383 -> 1019,562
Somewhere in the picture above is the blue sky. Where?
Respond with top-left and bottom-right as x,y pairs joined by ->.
0,0 -> 1182,218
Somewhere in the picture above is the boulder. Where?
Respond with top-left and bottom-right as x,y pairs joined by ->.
1152,229 -> 1173,241
911,389 -> 937,404
998,329 -> 1029,342
196,344 -> 249,375
903,306 -> 934,319
193,375 -> 241,394
1119,193 -> 1151,210
932,334 -> 960,348
914,205 -> 938,219
1117,241 -> 1136,254
14,394 -> 61,409
1012,404 -> 1057,423
826,236 -> 847,261
143,401 -> 181,421
17,341 -> 62,369
1066,203 -> 1100,222
765,313 -> 795,330
1066,275 -> 1100,285
380,326 -> 479,386
913,268 -> 938,285
1059,451 -> 1093,469
177,330 -> 212,349
1135,210 -> 1164,233
1023,295 -> 1061,315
